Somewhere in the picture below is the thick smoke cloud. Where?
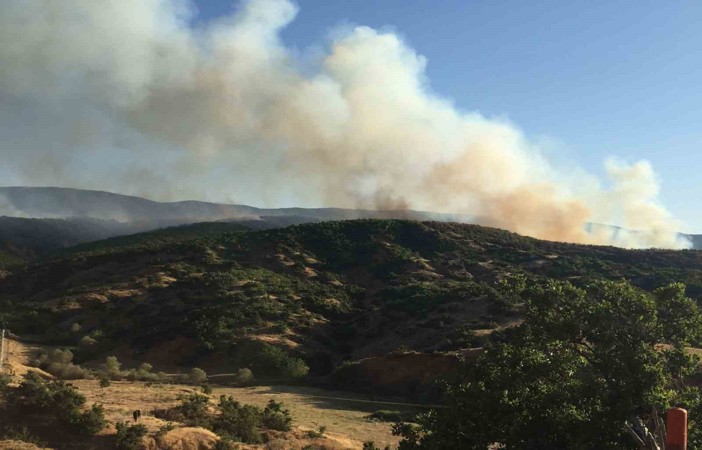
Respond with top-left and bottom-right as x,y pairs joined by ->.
0,0 -> 690,248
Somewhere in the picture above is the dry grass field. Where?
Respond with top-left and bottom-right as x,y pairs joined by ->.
4,338 -> 402,449
71,379 -> 401,449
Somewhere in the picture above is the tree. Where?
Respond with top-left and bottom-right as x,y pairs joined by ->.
395,280 -> 702,449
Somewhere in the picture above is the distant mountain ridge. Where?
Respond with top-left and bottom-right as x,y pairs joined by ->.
0,186 -> 472,224
0,186 -> 699,251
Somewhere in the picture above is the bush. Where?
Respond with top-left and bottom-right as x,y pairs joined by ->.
261,399 -> 292,431
115,422 -> 148,450
213,395 -> 262,444
32,349 -> 91,380
176,394 -> 211,427
99,375 -> 111,388
9,372 -> 106,435
283,357 -> 309,379
259,346 -> 309,379
104,356 -> 121,379
306,425 -> 326,438
189,367 -> 207,384
157,371 -> 171,384
74,404 -> 108,435
201,384 -> 213,395
233,368 -> 254,386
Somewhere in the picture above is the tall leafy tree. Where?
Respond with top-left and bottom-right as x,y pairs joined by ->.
396,280 -> 702,449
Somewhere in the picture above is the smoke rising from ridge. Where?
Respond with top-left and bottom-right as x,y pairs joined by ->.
0,0 -> 690,248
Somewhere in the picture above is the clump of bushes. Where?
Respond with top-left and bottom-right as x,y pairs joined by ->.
7,371 -> 107,436
31,348 -> 91,380
157,394 -> 293,444
231,343 -> 309,380
100,356 -> 160,382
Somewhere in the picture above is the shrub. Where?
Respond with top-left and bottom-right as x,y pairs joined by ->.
32,348 -> 91,380
306,425 -> 326,438
261,399 -> 292,431
213,395 -> 262,444
176,394 -> 211,427
74,404 -> 108,435
9,372 -> 106,435
157,371 -> 170,383
104,356 -> 122,379
189,367 -> 207,384
259,346 -> 309,379
201,384 -> 213,395
283,357 -> 309,380
233,368 -> 254,386
115,422 -> 148,450
99,375 -> 111,388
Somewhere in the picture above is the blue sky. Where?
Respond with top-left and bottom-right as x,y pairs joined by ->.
191,0 -> 702,230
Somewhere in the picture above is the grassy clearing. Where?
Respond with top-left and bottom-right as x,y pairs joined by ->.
71,380 -> 401,448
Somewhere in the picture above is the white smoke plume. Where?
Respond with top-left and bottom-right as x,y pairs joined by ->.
0,0 -> 690,248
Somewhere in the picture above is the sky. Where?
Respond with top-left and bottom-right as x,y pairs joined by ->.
0,0 -> 698,246
192,0 -> 702,229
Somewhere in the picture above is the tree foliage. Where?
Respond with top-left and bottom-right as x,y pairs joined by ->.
396,280 -> 702,449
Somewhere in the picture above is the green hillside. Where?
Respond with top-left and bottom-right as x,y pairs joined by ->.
2,219 -> 702,381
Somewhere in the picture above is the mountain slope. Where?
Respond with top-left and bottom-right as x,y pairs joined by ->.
2,219 -> 702,388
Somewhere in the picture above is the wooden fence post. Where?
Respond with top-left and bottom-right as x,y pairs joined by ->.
666,407 -> 688,450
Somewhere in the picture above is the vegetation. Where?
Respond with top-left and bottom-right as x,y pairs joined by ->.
6,219 -> 702,446
394,280 -> 702,449
1,371 -> 107,438
159,394 -> 294,444
16,218 -> 701,381
189,367 -> 208,384
114,422 -> 148,450
31,348 -> 91,379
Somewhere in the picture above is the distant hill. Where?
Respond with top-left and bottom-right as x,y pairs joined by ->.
2,186 -> 700,251
0,186 -> 471,224
0,216 -> 149,265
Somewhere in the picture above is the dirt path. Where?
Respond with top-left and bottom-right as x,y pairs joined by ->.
2,337 -> 54,379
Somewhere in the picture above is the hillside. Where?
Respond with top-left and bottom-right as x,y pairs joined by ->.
0,216 -> 151,266
2,220 -> 702,395
0,186 -> 471,224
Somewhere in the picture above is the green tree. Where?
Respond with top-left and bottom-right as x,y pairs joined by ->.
395,281 -> 702,449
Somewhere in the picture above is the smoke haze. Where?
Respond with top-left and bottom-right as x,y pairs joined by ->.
0,0 -> 690,248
